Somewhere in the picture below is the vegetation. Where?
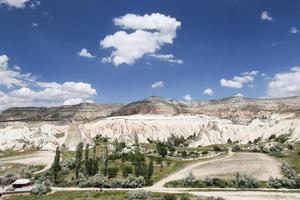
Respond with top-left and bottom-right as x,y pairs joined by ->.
268,162 -> 300,189
4,190 -> 211,200
52,146 -> 61,183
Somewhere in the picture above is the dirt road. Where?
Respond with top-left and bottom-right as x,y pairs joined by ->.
0,151 -> 55,174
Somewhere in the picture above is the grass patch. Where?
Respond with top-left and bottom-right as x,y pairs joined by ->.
3,191 -> 205,200
4,191 -> 128,200
271,142 -> 300,173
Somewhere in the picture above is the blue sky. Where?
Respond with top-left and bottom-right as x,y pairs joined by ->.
0,0 -> 300,109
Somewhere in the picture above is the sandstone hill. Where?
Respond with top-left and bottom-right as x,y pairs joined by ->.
0,96 -> 299,151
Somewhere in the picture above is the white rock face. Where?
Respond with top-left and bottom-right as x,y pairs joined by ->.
0,113 -> 299,151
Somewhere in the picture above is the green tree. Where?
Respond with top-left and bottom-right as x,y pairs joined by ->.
102,142 -> 108,176
52,146 -> 61,183
75,142 -> 83,180
133,133 -> 146,177
146,160 -> 154,185
156,142 -> 168,157
84,144 -> 89,176
92,145 -> 98,175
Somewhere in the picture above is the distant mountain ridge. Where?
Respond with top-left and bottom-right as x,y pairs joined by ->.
1,96 -> 300,123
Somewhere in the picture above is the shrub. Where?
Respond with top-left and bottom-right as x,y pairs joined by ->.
179,194 -> 190,200
212,178 -> 228,188
128,190 -> 149,200
163,193 -> 177,200
235,173 -> 260,188
269,134 -> 276,140
122,165 -> 133,177
275,134 -> 290,144
204,177 -> 214,186
253,137 -> 261,144
0,172 -> 20,185
156,142 -> 168,157
107,166 -> 119,178
213,145 -> 224,152
123,174 -> 145,188
231,145 -> 241,152
31,180 -> 51,195
281,162 -> 298,180
268,177 -> 281,188
287,144 -> 294,150
183,173 -> 197,186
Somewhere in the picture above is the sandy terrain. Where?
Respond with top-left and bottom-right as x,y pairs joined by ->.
191,152 -> 282,180
151,152 -> 281,189
0,151 -> 55,174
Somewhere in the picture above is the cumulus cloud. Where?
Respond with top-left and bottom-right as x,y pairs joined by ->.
235,93 -> 244,97
289,26 -> 300,34
151,81 -> 164,88
183,94 -> 193,101
100,13 -> 181,66
0,0 -> 30,8
78,48 -> 95,58
0,54 -> 97,110
63,98 -> 93,106
261,11 -> 273,21
267,67 -> 300,97
0,54 -> 36,88
220,70 -> 258,89
203,88 -> 214,96
150,54 -> 183,64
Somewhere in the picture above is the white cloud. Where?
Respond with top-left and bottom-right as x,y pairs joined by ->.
150,54 -> 183,64
267,67 -> 300,97
289,26 -> 300,34
0,54 -> 97,110
64,98 -> 85,106
203,88 -> 214,96
32,23 -> 38,27
78,48 -> 95,58
151,81 -> 164,88
261,11 -> 273,21
29,0 -> 39,9
220,70 -> 258,89
0,54 -> 36,88
183,94 -> 193,101
0,0 -> 30,8
235,93 -> 244,97
100,13 -> 181,66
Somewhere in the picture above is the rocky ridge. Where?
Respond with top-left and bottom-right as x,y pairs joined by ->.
0,96 -> 299,151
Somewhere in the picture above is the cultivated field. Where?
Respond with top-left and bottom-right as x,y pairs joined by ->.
191,152 -> 282,181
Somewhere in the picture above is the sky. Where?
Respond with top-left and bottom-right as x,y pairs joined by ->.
0,0 -> 300,110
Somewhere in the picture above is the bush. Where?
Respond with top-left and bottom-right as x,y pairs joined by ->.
128,190 -> 149,200
287,144 -> 294,150
212,178 -> 229,188
31,180 -> 51,195
122,165 -> 133,177
213,145 -> 224,152
268,177 -> 281,188
107,166 -> 119,178
235,173 -> 260,188
123,174 -> 145,188
163,193 -> 177,200
179,194 -> 190,200
0,172 -> 20,185
281,162 -> 298,180
183,173 -> 197,186
231,145 -> 241,152
275,134 -> 290,143
269,134 -> 276,140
